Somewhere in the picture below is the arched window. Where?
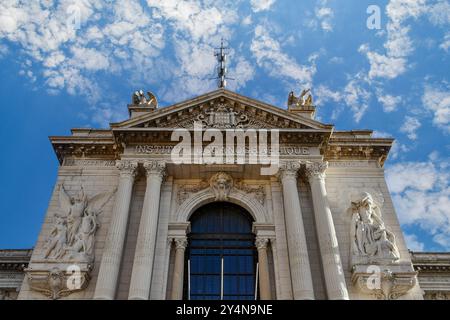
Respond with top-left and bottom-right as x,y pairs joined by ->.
185,202 -> 257,300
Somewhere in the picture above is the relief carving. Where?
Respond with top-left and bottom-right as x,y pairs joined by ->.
177,180 -> 209,204
350,192 -> 400,266
234,180 -> 266,205
210,172 -> 233,201
197,103 -> 248,129
43,185 -> 117,263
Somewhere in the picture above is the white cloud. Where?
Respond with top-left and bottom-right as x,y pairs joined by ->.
386,157 -> 450,250
422,84 -> 450,133
250,0 -> 276,13
344,78 -> 370,123
314,77 -> 371,123
70,47 -> 109,71
250,25 -> 316,88
359,45 -> 407,79
147,0 -> 237,42
440,33 -> 450,51
360,0 -> 427,80
372,131 -> 393,138
404,233 -> 425,251
427,0 -> 450,26
242,15 -> 252,26
377,92 -> 402,112
315,1 -> 334,32
228,56 -> 255,91
400,116 -> 421,140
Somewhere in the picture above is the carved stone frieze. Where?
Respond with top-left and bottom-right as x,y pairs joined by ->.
352,265 -> 417,300
234,180 -> 266,205
26,263 -> 91,300
177,180 -> 209,204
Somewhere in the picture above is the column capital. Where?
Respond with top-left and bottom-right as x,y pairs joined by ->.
116,160 -> 138,177
173,237 -> 188,250
143,160 -> 166,179
255,237 -> 269,250
304,161 -> 328,181
277,161 -> 301,181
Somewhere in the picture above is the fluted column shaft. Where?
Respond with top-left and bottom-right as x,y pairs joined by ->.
306,161 -> 349,300
94,160 -> 138,300
256,237 -> 272,300
128,161 -> 166,300
279,162 -> 314,300
170,237 -> 188,300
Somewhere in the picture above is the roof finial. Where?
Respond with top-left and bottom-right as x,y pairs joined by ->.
214,39 -> 230,88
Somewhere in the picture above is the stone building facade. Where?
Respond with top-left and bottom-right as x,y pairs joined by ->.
1,88 -> 449,300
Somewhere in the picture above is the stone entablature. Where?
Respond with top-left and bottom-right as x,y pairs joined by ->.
50,89 -> 392,168
411,252 -> 450,300
0,249 -> 32,300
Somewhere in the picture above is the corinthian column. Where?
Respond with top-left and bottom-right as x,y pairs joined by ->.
128,160 -> 166,300
170,237 -> 188,300
94,160 -> 138,300
255,237 -> 272,300
278,162 -> 314,300
305,161 -> 349,300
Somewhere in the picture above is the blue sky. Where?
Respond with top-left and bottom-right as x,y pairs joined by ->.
0,0 -> 448,251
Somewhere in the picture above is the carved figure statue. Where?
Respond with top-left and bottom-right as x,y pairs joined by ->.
288,89 -> 314,108
132,90 -> 158,108
43,216 -> 67,259
59,186 -> 87,245
350,192 -> 400,265
43,185 -> 116,262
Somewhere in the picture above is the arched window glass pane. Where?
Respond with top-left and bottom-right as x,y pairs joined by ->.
185,202 -> 256,300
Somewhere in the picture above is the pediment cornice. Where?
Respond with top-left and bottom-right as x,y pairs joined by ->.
111,89 -> 332,131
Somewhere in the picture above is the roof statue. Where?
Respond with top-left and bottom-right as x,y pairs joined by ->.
132,90 -> 158,109
288,88 -> 315,108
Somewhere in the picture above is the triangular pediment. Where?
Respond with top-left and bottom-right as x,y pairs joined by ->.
112,89 -> 332,131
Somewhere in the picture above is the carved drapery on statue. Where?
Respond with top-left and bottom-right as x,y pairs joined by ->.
349,192 -> 417,300
43,185 -> 117,263
350,192 -> 400,266
27,185 -> 116,299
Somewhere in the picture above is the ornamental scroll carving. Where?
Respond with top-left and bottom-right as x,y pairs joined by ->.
176,173 -> 266,206
234,180 -> 266,205
177,180 -> 209,204
197,103 -> 248,129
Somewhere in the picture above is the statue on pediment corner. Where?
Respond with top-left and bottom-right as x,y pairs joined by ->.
350,192 -> 400,266
288,88 -> 314,108
132,90 -> 158,109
